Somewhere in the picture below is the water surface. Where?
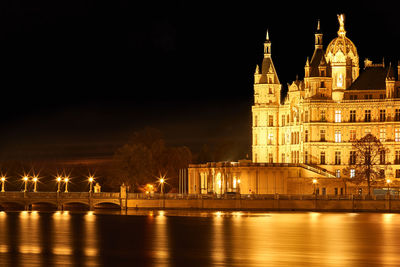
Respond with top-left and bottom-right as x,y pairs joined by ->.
0,210 -> 399,266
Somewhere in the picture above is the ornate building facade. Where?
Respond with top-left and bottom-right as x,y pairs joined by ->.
252,15 -> 400,179
188,15 -> 399,196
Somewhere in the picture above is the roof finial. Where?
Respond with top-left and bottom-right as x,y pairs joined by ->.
337,14 -> 346,37
317,19 -> 320,31
266,29 -> 269,41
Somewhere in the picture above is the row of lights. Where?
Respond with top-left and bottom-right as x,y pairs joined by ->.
0,175 -> 95,193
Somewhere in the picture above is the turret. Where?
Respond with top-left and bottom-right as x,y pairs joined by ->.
304,57 -> 310,78
386,63 -> 396,98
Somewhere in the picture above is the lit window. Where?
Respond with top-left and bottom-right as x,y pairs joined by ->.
395,129 -> 400,142
320,110 -> 326,121
268,133 -> 274,145
379,129 -> 386,142
268,153 -> 273,163
335,110 -> 341,123
350,110 -> 356,122
364,110 -> 371,122
335,130 -> 341,143
268,115 -> 273,126
380,110 -> 386,122
335,151 -> 341,165
350,129 -> 356,141
336,169 -> 341,178
320,129 -> 326,141
350,169 -> 355,178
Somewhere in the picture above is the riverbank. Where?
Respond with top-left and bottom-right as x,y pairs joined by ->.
128,198 -> 399,212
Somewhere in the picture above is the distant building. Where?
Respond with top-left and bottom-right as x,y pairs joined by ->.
189,15 -> 399,195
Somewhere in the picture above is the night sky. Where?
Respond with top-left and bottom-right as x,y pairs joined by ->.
0,1 -> 398,162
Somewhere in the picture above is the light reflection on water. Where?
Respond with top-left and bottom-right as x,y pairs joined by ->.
0,210 -> 399,266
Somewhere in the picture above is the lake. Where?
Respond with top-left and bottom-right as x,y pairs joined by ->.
0,210 -> 399,266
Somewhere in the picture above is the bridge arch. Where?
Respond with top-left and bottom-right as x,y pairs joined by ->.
62,201 -> 90,211
94,201 -> 121,209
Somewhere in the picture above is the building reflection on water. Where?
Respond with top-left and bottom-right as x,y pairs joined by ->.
0,211 -> 400,266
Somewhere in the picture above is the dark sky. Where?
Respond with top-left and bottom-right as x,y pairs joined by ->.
0,0 -> 398,161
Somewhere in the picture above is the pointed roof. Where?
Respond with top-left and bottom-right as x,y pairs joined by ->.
348,65 -> 388,90
386,63 -> 395,80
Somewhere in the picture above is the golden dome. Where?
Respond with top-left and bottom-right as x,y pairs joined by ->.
325,14 -> 358,63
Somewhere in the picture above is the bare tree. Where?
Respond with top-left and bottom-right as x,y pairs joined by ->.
344,133 -> 388,196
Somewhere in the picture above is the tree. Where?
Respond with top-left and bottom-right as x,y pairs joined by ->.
344,133 -> 389,196
111,128 -> 192,192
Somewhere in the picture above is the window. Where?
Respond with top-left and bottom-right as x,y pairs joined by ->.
320,129 -> 326,141
350,129 -> 356,141
321,110 -> 326,121
281,153 -> 285,163
268,115 -> 274,126
322,188 -> 326,195
321,81 -> 325,87
396,169 -> 400,178
268,153 -> 273,163
304,151 -> 308,164
335,151 -> 341,165
320,151 -> 326,164
380,129 -> 386,142
380,150 -> 386,165
335,110 -> 342,122
380,110 -> 386,122
395,151 -> 400,164
254,115 -> 258,126
350,110 -> 356,122
396,129 -> 400,142
305,130 -> 309,142
269,87 -> 272,94
305,111 -> 309,122
335,188 -> 338,195
336,169 -> 341,178
287,114 -> 290,124
254,134 -> 257,145
349,151 -> 356,165
281,133 -> 285,145
268,133 -> 273,145
335,130 -> 341,143
365,110 -> 371,122
396,109 -> 400,121
350,95 -> 358,100
350,169 -> 355,178
340,188 -> 344,195
364,94 -> 372,99
281,115 -> 285,126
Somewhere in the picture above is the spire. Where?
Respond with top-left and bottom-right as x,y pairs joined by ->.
305,57 -> 310,67
386,62 -> 395,80
264,29 -> 271,57
255,65 -> 260,74
315,20 -> 323,49
337,14 -> 346,37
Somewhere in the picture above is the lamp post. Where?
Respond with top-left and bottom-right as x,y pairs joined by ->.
88,176 -> 94,193
1,177 -> 5,192
159,178 -> 165,195
56,177 -> 62,193
23,176 -> 29,192
387,179 -> 392,212
64,177 -> 69,193
32,176 -> 38,192
312,179 -> 318,195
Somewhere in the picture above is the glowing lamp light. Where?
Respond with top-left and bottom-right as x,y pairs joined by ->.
89,177 -> 94,183
23,176 -> 28,182
1,177 -> 5,182
160,178 -> 165,184
57,177 -> 62,182
64,178 -> 69,183
33,177 -> 38,182
387,179 -> 391,184
312,179 -> 318,184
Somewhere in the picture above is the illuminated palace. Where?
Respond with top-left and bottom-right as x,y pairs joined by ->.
188,15 -> 399,195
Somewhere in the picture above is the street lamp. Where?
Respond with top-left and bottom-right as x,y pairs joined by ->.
23,176 -> 29,192
32,176 -> 38,192
387,179 -> 392,212
159,178 -> 165,195
56,176 -> 62,192
88,176 -> 94,193
64,177 -> 69,193
312,179 -> 318,195
1,176 -> 5,192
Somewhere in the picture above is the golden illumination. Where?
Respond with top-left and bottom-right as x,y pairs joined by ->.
56,177 -> 62,182
33,177 -> 38,182
89,177 -> 94,183
386,179 -> 391,184
23,176 -> 28,181
160,178 -> 165,184
64,177 -> 69,183
312,179 -> 318,184
0,177 -> 5,182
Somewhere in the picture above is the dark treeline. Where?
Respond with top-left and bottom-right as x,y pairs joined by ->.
0,127 -> 247,193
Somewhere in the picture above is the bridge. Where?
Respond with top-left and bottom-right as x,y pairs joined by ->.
0,192 -> 124,210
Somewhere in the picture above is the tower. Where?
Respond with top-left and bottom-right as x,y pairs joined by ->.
252,30 -> 282,163
326,14 -> 359,101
